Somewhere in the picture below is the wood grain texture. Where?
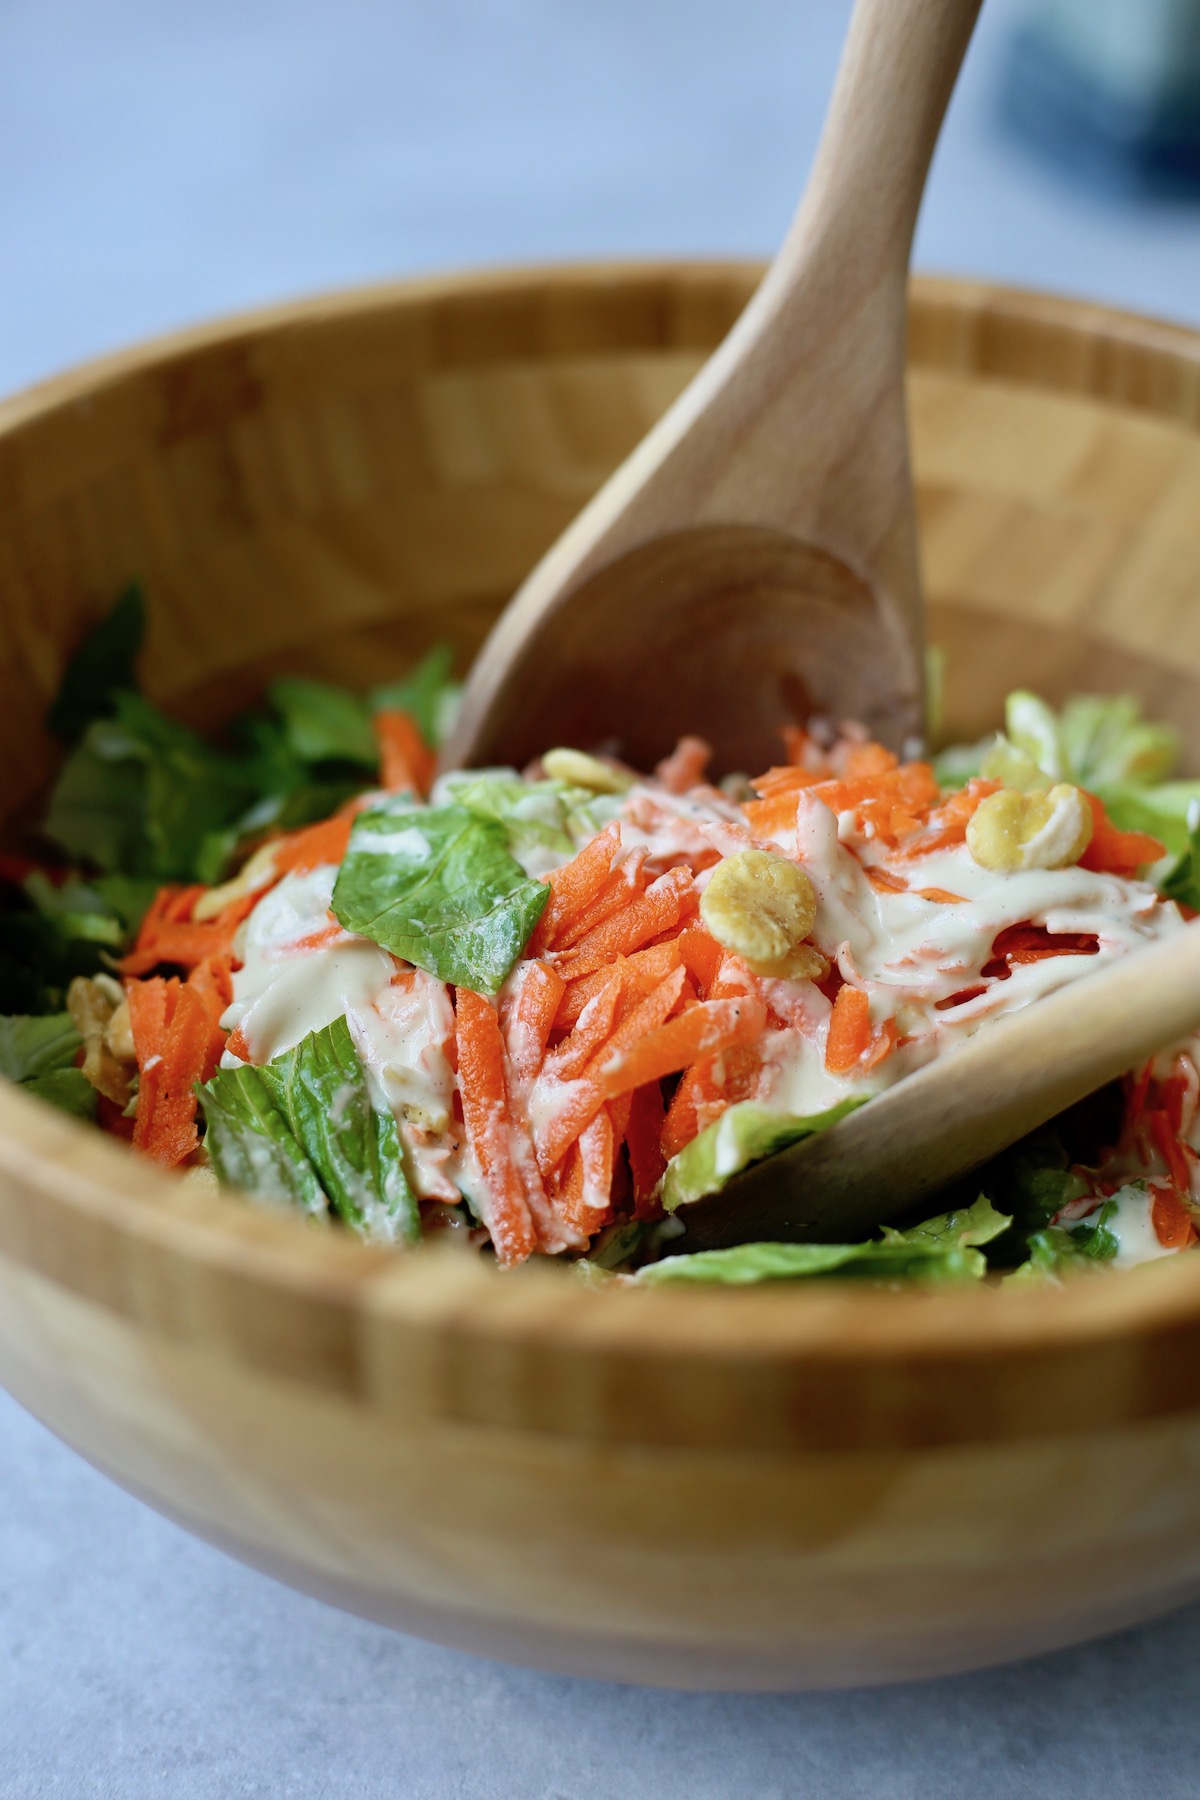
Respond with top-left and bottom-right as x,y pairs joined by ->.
3,266 -> 1200,1685
447,0 -> 982,774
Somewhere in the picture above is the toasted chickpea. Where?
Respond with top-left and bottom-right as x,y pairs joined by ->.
541,748 -> 634,794
966,783 -> 1093,874
700,848 -> 824,980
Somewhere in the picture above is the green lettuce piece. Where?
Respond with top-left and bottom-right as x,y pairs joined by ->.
998,689 -> 1180,794
45,580 -> 145,744
332,798 -> 548,994
1162,814 -> 1200,911
0,1014 -> 97,1121
0,1013 -> 83,1082
1058,694 -> 1178,790
266,677 -> 378,767
23,1068 -> 98,1120
442,771 -> 614,873
1065,1197 -> 1120,1260
199,1064 -> 330,1218
370,645 -> 460,747
44,719 -> 150,873
634,1195 -> 1010,1287
661,1098 -> 864,1213
198,1016 -> 419,1241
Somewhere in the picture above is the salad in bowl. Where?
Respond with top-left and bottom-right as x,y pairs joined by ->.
7,585 -> 1200,1289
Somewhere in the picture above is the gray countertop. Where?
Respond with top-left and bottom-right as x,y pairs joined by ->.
4,0 -> 1200,1793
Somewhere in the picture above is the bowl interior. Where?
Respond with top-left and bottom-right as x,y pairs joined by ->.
3,264 -> 1200,1374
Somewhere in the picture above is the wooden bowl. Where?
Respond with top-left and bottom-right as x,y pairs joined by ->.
3,266 -> 1200,1691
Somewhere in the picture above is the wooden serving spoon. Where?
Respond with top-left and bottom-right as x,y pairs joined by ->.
674,924 -> 1200,1250
444,0 -> 984,778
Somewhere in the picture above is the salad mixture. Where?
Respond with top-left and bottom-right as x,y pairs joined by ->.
7,585 -> 1200,1288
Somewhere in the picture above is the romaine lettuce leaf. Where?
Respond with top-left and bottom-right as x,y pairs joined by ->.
660,1098 -> 864,1213
1004,689 -> 1179,791
0,1013 -> 97,1120
370,645 -> 460,748
266,676 -> 379,767
198,1015 -> 419,1241
45,580 -> 146,744
331,798 -> 548,994
0,1013 -> 83,1082
633,1195 -> 1009,1286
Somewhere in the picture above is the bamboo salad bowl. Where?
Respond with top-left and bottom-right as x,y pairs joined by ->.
3,266 -> 1200,1690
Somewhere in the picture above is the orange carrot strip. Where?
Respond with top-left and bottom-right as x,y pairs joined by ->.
1151,1179 -> 1197,1250
374,708 -> 435,796
129,978 -> 216,1167
674,924 -> 725,999
825,985 -> 871,1074
743,792 -> 802,837
916,887 -> 966,904
225,1023 -> 252,1062
528,825 -> 621,954
546,968 -> 628,1081
598,994 -> 767,1103
1150,1109 -> 1194,1199
505,959 -> 566,1082
535,967 -> 690,1172
554,939 -> 683,1031
283,921 -> 347,956
555,852 -> 649,950
454,987 -> 537,1268
273,815 -> 353,876
654,735 -> 712,795
843,742 -> 898,779
1079,792 -> 1166,877
556,866 -> 696,980
561,1109 -> 614,1236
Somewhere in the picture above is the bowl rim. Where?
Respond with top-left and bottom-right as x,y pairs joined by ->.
5,262 -> 1200,1409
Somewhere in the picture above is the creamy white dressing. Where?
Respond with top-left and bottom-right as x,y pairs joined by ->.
221,864 -> 467,1202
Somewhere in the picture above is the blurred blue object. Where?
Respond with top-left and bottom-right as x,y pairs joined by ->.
1001,0 -> 1200,191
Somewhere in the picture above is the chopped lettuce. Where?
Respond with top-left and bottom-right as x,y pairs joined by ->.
632,1195 -> 1010,1286
660,1098 -> 864,1213
45,581 -> 146,744
0,1012 -> 97,1121
1004,689 -> 1179,791
332,798 -> 548,994
198,1016 -> 419,1241
0,1012 -> 83,1082
370,644 -> 460,747
442,771 -> 615,875
266,676 -> 379,767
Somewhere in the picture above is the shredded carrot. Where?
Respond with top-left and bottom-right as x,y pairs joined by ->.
528,824 -> 621,954
1150,1109 -> 1194,1199
1078,792 -> 1166,877
561,1109 -> 614,1236
505,959 -> 566,1082
454,987 -> 537,1268
121,888 -> 258,978
1151,1178 -> 1197,1249
374,707 -> 435,796
654,736 -> 712,795
128,975 -> 223,1167
557,866 -> 696,979
555,852 -> 648,950
273,815 -> 353,877
545,968 -> 629,1081
554,939 -> 683,1032
599,993 -> 766,1103
825,985 -> 871,1074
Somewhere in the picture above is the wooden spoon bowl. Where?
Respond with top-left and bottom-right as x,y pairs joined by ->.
3,267 -> 1200,1689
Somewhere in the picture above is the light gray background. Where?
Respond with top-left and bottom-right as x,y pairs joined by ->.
4,0 -> 1200,1794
